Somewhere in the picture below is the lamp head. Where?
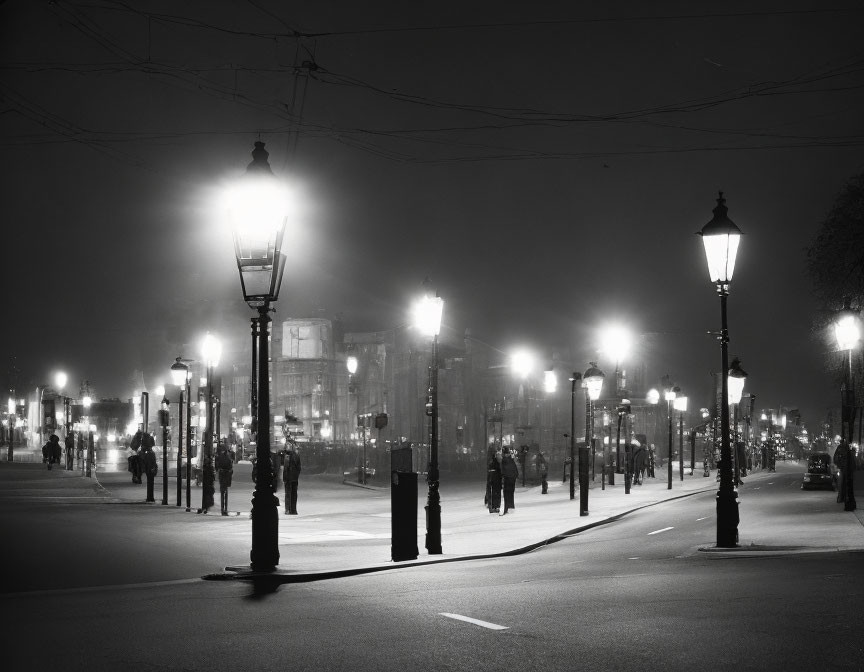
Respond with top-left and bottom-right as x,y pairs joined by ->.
54,371 -> 67,391
698,191 -> 743,286
583,362 -> 605,401
170,357 -> 190,387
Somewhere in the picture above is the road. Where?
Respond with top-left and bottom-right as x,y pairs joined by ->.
2,463 -> 863,671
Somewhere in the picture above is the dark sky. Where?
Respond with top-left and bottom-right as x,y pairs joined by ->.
2,1 -> 863,426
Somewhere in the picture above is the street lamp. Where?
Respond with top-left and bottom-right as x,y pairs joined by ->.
82,395 -> 92,477
170,357 -> 193,509
54,371 -> 71,470
647,388 -> 660,479
728,357 -> 747,485
346,355 -> 361,482
200,333 -> 222,514
227,140 -> 291,572
510,349 -> 535,380
601,324 -> 631,482
159,397 -> 170,505
834,300 -> 860,511
673,394 -> 688,481
698,191 -> 743,548
582,363 -> 604,514
412,284 -> 444,555
662,379 -> 678,490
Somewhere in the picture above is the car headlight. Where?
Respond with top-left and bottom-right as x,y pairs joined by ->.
803,475 -> 811,481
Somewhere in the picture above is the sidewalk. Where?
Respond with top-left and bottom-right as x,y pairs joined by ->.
90,460 -> 864,581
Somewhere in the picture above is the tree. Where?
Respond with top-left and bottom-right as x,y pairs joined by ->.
807,170 -> 864,308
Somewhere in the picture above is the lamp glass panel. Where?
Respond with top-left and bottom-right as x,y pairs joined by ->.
544,370 -> 557,394
413,295 -> 444,336
55,372 -> 67,390
727,375 -> 746,405
346,356 -> 358,374
170,365 -> 188,387
646,388 -> 660,404
835,315 -> 860,351
673,396 -> 688,412
585,376 -> 604,401
201,334 -> 222,368
702,232 -> 740,283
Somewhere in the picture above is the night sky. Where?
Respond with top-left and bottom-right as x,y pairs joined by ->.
3,1 -> 863,425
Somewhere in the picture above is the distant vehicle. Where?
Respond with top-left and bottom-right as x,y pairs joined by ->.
801,452 -> 837,491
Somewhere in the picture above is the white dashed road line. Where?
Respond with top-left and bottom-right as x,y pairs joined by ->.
695,517 -> 708,522
440,613 -> 509,630
647,526 -> 674,535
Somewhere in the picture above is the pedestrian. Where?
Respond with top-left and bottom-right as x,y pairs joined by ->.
142,442 -> 158,502
632,443 -> 646,485
125,443 -> 139,483
64,432 -> 75,470
50,434 -> 61,467
536,450 -> 548,494
486,453 -> 502,513
215,443 -> 233,516
282,447 -> 301,515
834,441 -> 850,504
129,429 -> 148,484
647,444 -> 656,478
500,447 -> 519,515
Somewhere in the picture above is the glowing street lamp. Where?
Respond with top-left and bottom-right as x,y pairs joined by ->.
54,371 -> 72,469
835,299 -> 860,511
199,333 -> 221,514
543,369 -> 557,395
580,363 -> 604,514
227,141 -> 293,572
510,349 -> 535,380
413,282 -> 444,555
82,395 -> 93,477
662,378 -> 678,491
727,358 -> 747,486
600,325 -> 631,396
673,394 -> 688,481
698,191 -> 743,548
170,357 -> 193,509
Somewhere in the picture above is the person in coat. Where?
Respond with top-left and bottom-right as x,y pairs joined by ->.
282,447 -> 301,515
141,442 -> 158,502
486,454 -> 502,513
632,443 -> 647,485
536,450 -> 549,494
215,443 -> 233,516
500,447 -> 519,515
50,434 -> 61,467
64,432 -> 75,470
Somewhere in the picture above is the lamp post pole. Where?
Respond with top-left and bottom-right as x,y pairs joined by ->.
679,408 -> 684,482
844,346 -> 857,510
160,398 -> 169,505
569,374 -> 578,501
185,377 -> 192,510
251,305 -> 280,570
582,383 -> 592,515
715,289 -> 738,544
426,329 -> 442,554
177,387 -> 184,506
667,398 -> 673,490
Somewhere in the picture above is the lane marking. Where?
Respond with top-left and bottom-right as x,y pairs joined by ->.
647,527 -> 674,535
628,557 -> 640,560
695,517 -> 708,522
440,613 -> 509,630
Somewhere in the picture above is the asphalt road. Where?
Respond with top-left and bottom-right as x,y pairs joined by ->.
3,464 -> 863,671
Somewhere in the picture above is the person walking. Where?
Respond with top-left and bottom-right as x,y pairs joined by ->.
43,434 -> 61,470
632,443 -> 646,485
282,447 -> 301,515
215,443 -> 233,516
64,432 -> 75,470
486,453 -> 502,513
142,442 -> 158,502
125,443 -> 139,483
536,450 -> 549,494
501,447 -> 519,515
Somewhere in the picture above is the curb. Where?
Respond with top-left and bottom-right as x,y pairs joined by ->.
205,486 -> 718,584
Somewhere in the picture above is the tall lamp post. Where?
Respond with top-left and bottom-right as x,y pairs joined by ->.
834,300 -> 860,511
227,140 -> 290,572
662,380 -> 678,490
346,355 -> 361,483
727,358 -> 747,485
582,364 -> 605,514
159,397 -> 170,505
698,191 -> 743,548
54,371 -> 70,470
601,325 -> 631,482
200,333 -> 222,514
673,395 -> 688,481
170,357 -> 193,509
413,285 -> 444,555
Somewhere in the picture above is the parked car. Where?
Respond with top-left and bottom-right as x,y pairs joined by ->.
801,452 -> 837,491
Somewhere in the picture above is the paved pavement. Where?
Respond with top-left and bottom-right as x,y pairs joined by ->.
6,451 -> 864,583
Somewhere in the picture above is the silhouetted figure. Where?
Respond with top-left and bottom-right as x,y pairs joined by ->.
282,448 -> 301,515
536,450 -> 549,494
486,454 -> 502,513
64,432 -> 75,470
216,444 -> 233,516
501,447 -> 519,515
142,444 -> 158,502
